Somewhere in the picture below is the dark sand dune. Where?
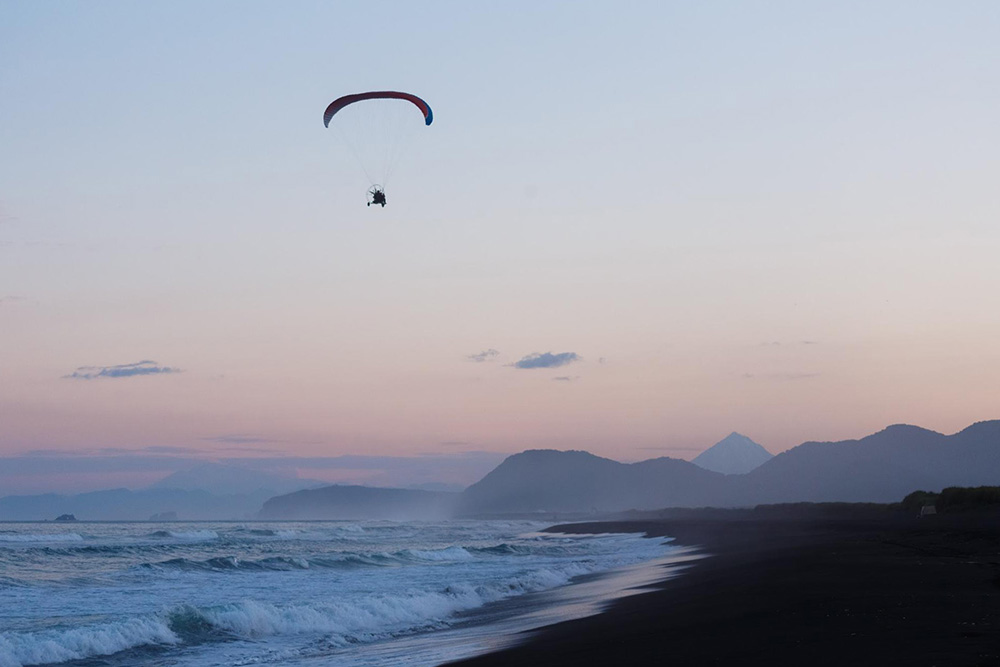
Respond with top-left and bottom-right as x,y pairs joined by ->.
446,512 -> 1000,667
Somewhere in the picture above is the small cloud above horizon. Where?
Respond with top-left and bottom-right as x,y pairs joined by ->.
143,445 -> 203,455
636,445 -> 703,452
201,434 -> 286,454
64,360 -> 181,380
24,445 -> 209,458
202,434 -> 272,445
97,445 -> 203,455
552,376 -> 579,382
511,352 -> 580,369
466,349 -> 500,363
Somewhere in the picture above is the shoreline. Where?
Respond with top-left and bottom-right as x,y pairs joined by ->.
343,546 -> 694,667
443,512 -> 1000,666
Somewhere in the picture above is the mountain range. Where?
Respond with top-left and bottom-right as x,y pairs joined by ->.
258,485 -> 457,520
456,421 -> 1000,515
0,463 -> 322,521
151,462 -> 324,496
730,421 -> 1000,505
0,487 -> 275,521
1,420 -> 996,520
456,450 -> 728,516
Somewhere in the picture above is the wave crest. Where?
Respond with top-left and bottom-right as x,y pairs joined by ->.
0,616 -> 177,667
0,533 -> 84,543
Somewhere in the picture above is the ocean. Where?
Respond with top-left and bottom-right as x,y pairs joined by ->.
0,520 -> 680,667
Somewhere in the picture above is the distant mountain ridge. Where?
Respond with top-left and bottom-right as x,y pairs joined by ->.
456,450 -> 729,516
0,487 -> 275,521
151,462 -> 323,496
692,432 -> 772,475
258,485 -> 457,520
455,420 -> 1000,515
4,420 -> 997,520
0,462 -> 324,521
731,421 -> 1000,505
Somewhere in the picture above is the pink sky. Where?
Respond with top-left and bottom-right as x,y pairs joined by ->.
2,3 -> 999,494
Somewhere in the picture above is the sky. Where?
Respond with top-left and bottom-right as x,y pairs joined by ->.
2,1 -> 999,494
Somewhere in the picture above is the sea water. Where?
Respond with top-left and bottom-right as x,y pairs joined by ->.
0,521 -> 677,667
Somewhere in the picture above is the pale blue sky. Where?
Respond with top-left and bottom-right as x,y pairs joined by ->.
2,2 -> 999,491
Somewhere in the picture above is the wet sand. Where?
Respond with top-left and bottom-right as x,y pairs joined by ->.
444,512 -> 1000,667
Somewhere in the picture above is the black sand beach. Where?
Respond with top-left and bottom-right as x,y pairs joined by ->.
446,512 -> 1000,667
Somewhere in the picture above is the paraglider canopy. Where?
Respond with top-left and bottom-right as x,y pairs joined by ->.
323,91 -> 433,128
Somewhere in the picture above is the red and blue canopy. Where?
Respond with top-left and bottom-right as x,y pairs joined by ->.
323,91 -> 433,127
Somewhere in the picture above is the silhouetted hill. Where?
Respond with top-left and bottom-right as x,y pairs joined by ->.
257,485 -> 458,520
456,450 -> 728,516
692,432 -> 772,475
457,421 -> 1000,514
734,422 -> 1000,504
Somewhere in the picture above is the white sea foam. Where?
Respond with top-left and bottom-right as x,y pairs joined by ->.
335,523 -> 365,533
185,589 -> 476,643
172,558 -> 599,643
403,546 -> 475,562
0,617 -> 177,667
162,530 -> 218,541
0,533 -> 84,543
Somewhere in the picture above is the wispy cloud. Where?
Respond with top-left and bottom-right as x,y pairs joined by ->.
0,296 -> 25,305
202,434 -> 273,445
94,445 -> 205,456
142,445 -> 202,455
64,360 -> 181,380
466,349 -> 500,363
552,376 -> 579,382
637,445 -> 703,452
200,435 -> 285,453
511,352 -> 580,369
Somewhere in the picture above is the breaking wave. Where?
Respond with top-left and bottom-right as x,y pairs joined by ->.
0,560 -> 596,666
0,616 -> 178,667
400,546 -> 475,562
0,533 -> 84,544
148,530 -> 218,541
139,542 -> 528,574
